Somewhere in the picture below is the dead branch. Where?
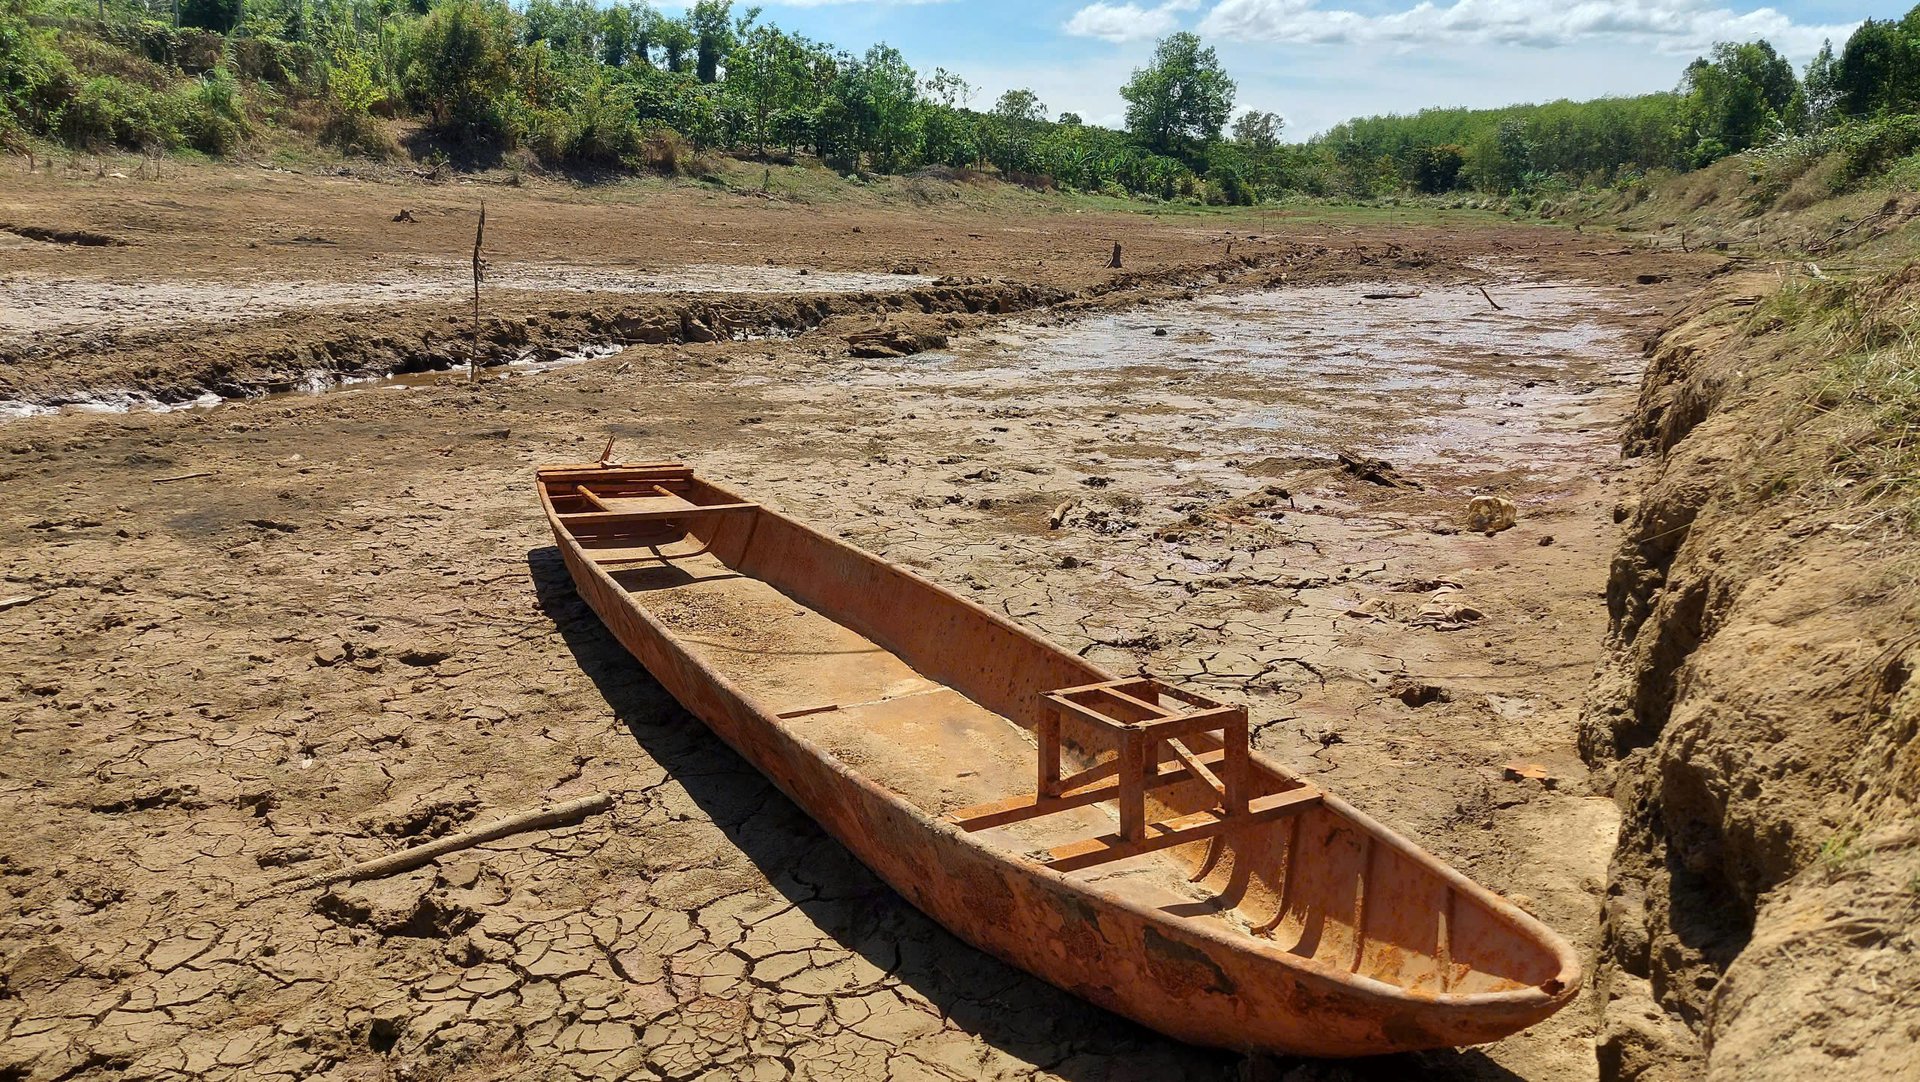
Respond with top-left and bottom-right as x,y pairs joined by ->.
1477,286 -> 1504,311
265,793 -> 612,897
152,471 -> 212,483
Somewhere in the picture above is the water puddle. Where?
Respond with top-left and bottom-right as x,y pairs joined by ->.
812,278 -> 1650,482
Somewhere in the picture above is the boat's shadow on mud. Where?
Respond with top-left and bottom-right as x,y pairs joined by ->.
529,547 -> 1530,1082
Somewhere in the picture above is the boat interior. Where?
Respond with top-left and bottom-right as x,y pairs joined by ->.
540,462 -> 1566,998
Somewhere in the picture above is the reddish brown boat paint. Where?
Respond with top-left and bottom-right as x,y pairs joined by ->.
538,461 -> 1580,1056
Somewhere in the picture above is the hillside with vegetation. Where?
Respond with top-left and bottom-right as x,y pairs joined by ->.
4,0 -> 1920,208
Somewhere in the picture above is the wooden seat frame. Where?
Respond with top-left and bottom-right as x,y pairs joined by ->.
947,677 -> 1322,873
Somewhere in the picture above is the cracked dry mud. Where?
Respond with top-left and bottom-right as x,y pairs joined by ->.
1,193 -> 1697,1081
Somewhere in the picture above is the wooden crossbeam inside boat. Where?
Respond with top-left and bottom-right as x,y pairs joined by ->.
946,749 -> 1230,832
558,503 -> 759,526
537,465 -> 694,485
1044,787 -> 1324,873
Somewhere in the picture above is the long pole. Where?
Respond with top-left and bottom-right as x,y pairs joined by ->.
470,203 -> 485,382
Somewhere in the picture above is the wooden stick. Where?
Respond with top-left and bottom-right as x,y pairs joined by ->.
1478,286 -> 1504,311
152,470 -> 212,483
264,793 -> 612,897
470,202 -> 486,382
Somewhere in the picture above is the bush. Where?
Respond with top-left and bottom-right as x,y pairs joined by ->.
179,0 -> 243,35
640,126 -> 688,173
1,8 -> 78,136
1834,114 -> 1920,189
177,67 -> 247,154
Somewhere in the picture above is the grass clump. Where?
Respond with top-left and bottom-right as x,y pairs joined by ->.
1751,267 -> 1920,531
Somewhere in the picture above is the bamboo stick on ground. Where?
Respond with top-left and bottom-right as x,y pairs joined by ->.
261,793 -> 612,899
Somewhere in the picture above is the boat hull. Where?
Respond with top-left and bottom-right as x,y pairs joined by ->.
545,473 -> 1579,1056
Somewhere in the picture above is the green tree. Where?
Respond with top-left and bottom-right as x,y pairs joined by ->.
1056,110 -> 1081,126
688,0 -> 736,84
825,43 -> 920,172
1230,109 -> 1282,151
921,67 -> 971,109
657,16 -> 694,74
1410,143 -> 1465,192
1680,39 -> 1797,162
1120,32 -> 1234,158
180,0 -> 244,33
1802,39 -> 1841,130
725,23 -> 809,153
992,87 -> 1045,124
401,0 -> 517,141
1835,11 -> 1920,117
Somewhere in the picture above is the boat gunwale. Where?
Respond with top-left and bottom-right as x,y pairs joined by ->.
536,462 -> 1582,1013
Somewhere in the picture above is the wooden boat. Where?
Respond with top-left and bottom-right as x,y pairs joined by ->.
538,460 -> 1580,1056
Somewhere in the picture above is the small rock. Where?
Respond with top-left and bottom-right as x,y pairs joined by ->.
1390,679 -> 1450,707
1465,495 -> 1517,532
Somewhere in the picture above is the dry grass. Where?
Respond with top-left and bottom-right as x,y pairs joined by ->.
1751,265 -> 1920,531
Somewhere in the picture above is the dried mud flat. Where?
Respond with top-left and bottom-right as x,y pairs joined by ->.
0,169 -> 1710,1082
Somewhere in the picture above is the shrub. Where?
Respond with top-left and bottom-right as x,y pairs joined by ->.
176,67 -> 247,154
1834,114 -> 1920,189
1,7 -> 78,136
648,126 -> 695,173
61,74 -> 172,148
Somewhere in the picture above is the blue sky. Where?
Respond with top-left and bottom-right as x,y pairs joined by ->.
660,0 -> 1911,135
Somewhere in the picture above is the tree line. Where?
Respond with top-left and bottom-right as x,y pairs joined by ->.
4,0 -> 1920,202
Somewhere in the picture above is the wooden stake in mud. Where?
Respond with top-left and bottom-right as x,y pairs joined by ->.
470,202 -> 487,382
1108,241 -> 1123,269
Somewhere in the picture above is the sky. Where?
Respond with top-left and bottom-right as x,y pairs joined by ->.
656,0 -> 1912,136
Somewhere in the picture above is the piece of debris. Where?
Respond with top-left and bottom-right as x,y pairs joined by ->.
0,594 -> 42,613
1361,291 -> 1420,300
261,793 -> 613,898
152,471 -> 212,484
1048,499 -> 1079,529
1108,241 -> 1122,268
1411,587 -> 1486,630
1390,678 -> 1450,707
1338,450 -> 1422,489
1465,495 -> 1517,533
1477,286 -> 1504,311
1344,597 -> 1390,621
392,209 -> 416,223
1502,761 -> 1559,789
846,327 -> 948,358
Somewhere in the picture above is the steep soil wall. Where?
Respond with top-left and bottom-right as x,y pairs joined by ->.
1580,272 -> 1920,1079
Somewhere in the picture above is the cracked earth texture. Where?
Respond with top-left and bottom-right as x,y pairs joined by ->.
0,174 -> 1709,1082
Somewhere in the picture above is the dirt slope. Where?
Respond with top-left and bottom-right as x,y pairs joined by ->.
1579,271 -> 1920,1079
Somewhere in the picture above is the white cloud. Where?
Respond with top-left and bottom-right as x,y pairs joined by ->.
1197,0 -> 1856,59
1063,1 -> 1199,44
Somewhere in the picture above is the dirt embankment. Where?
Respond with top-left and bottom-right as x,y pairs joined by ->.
1579,272 -> 1920,1079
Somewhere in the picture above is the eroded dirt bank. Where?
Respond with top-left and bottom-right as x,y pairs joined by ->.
1579,274 -> 1920,1079
0,167 -> 1715,1081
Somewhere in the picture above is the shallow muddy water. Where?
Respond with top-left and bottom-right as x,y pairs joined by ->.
818,279 -> 1651,485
